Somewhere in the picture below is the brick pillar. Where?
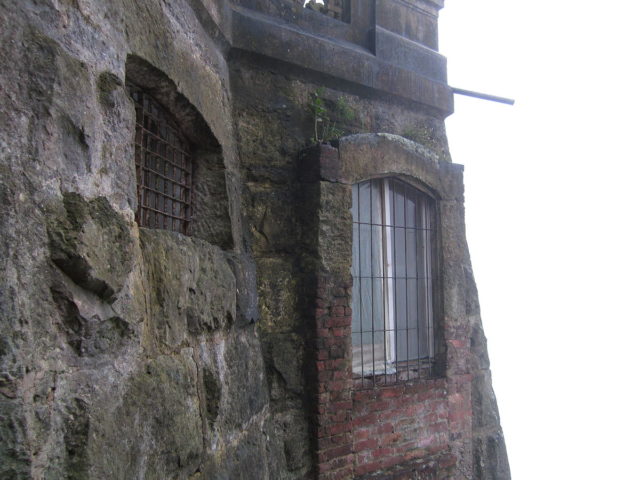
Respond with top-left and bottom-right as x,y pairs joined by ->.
314,274 -> 354,480
300,144 -> 355,480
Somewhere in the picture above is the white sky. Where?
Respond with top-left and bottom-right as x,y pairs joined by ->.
439,1 -> 640,478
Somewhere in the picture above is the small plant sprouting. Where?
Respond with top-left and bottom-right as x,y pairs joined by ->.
309,87 -> 327,143
308,88 -> 356,144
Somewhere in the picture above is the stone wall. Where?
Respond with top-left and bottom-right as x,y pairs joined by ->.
0,1 -> 286,478
297,136 -> 482,479
0,0 -> 509,479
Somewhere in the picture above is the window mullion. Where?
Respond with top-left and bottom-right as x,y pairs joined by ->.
373,180 -> 388,380
369,180 -> 375,381
402,181 -> 410,378
357,183 -> 364,384
426,199 -> 435,366
381,179 -> 394,375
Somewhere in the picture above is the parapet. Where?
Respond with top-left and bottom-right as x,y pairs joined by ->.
228,0 -> 453,117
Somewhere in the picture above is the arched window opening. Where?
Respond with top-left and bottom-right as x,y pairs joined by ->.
128,82 -> 193,234
124,55 -> 233,249
351,177 -> 437,383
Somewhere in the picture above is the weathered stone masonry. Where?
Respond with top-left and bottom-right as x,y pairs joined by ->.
299,135 -> 483,479
0,0 -> 509,479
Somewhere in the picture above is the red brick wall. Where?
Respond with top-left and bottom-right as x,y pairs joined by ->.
304,142 -> 476,479
314,275 -> 355,480
312,270 -> 469,479
351,380 -> 452,478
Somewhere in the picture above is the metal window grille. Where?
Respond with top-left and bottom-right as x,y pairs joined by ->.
351,178 -> 436,387
128,82 -> 193,234
295,0 -> 349,22
325,0 -> 346,20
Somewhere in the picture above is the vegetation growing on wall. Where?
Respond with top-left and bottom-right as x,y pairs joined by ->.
308,88 -> 358,144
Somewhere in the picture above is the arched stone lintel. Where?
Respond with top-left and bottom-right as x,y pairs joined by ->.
309,133 -> 465,201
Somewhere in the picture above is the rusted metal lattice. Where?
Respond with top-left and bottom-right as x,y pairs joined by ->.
295,0 -> 348,22
128,83 -> 193,235
325,0 -> 345,20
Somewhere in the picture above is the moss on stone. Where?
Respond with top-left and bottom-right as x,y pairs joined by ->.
97,71 -> 123,109
46,193 -> 133,301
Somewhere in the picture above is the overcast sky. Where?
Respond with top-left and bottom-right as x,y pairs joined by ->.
440,1 -> 640,478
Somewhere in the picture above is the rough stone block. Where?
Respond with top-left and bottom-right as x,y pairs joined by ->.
46,193 -> 134,302
140,229 -> 236,347
91,353 -> 202,479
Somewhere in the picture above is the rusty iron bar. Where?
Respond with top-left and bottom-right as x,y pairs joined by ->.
128,82 -> 193,235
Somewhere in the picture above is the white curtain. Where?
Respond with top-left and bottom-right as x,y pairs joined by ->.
351,179 -> 433,376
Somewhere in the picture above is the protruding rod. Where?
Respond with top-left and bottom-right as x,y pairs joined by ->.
452,87 -> 515,105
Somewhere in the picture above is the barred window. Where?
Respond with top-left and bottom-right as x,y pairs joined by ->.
128,82 -> 193,234
351,178 -> 436,383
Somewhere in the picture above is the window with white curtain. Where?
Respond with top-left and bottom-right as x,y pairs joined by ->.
351,178 -> 436,379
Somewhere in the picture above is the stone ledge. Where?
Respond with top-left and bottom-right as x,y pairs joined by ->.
230,7 -> 453,116
375,26 -> 447,80
336,134 -> 464,200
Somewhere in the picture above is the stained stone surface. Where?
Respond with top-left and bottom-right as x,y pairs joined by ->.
0,1 -> 285,478
0,0 -> 508,479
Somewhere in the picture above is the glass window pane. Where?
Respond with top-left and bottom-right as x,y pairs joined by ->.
351,184 -> 359,222
359,181 -> 371,224
407,328 -> 419,359
359,224 -> 371,278
351,177 -> 435,375
359,277 -> 372,332
418,276 -> 430,357
406,189 -> 416,228
372,277 -> 384,332
407,279 -> 418,330
371,224 -> 383,278
394,278 -> 407,331
351,224 -> 360,277
352,277 -> 362,333
393,180 -> 405,227
394,226 -> 406,278
371,179 -> 383,226
406,227 -> 417,278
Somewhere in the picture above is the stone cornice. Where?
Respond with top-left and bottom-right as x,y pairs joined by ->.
227,3 -> 453,116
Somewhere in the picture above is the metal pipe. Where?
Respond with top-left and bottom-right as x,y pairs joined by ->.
452,87 -> 515,105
